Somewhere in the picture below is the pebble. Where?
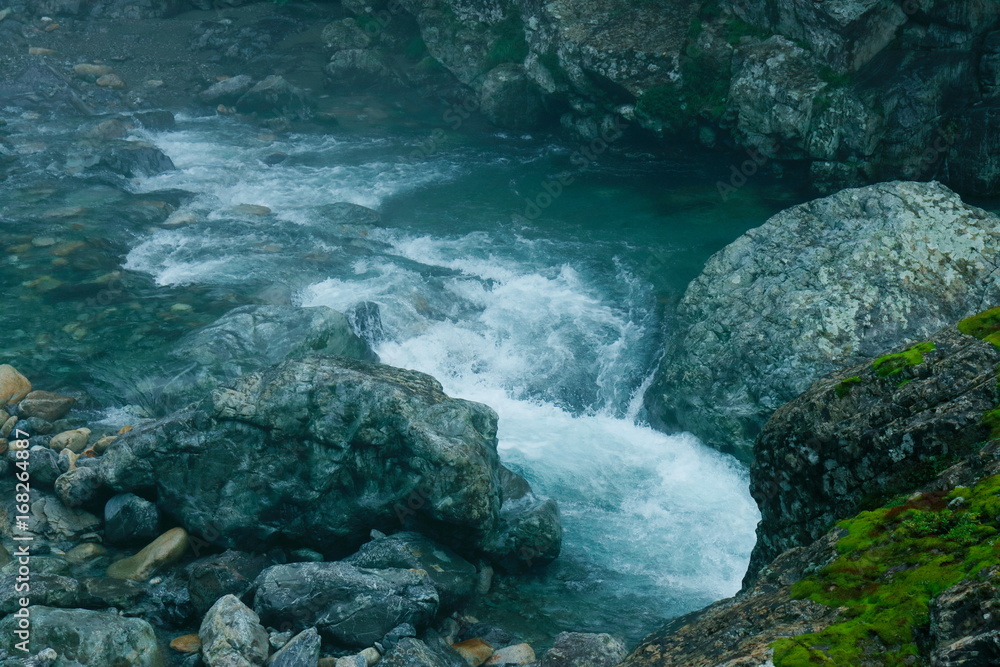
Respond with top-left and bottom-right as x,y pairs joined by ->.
170,633 -> 201,654
31,237 -> 57,247
41,206 -> 84,219
0,365 -> 32,405
96,73 -> 126,89
163,211 -> 197,227
73,63 -> 112,79
170,303 -> 193,312
65,543 -> 108,565
19,390 -> 75,422
485,644 -> 535,666
28,47 -> 55,55
93,435 -> 117,454
453,638 -> 495,667
233,204 -> 271,216
106,527 -> 189,582
359,647 -> 381,666
0,416 -> 17,438
50,428 -> 90,453
51,241 -> 86,256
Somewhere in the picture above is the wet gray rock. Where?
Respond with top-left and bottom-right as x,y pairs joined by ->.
345,531 -> 477,612
96,142 -> 176,178
322,18 -> 373,52
162,304 -> 377,407
479,65 -> 546,131
252,561 -> 438,647
930,567 -> 1000,665
0,480 -> 100,547
0,606 -> 165,665
201,594 -> 270,667
325,49 -> 396,86
379,637 -> 464,667
18,391 -> 75,422
188,550 -> 271,615
0,573 -> 80,613
541,632 -> 628,667
646,181 -> 1000,462
235,75 -> 312,119
92,355 -> 561,570
104,493 -> 160,545
268,627 -> 321,667
199,75 -> 255,106
29,447 -> 62,486
19,417 -> 54,435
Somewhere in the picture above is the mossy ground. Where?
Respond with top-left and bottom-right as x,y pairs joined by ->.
772,476 -> 1000,666
871,342 -> 935,378
958,307 -> 1000,349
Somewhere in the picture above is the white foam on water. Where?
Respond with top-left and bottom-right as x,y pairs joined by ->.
124,117 -> 760,635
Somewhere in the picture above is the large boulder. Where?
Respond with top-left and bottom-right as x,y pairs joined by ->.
162,304 -> 377,407
252,562 -> 438,647
92,355 -> 561,570
646,181 -> 1000,461
0,606 -> 165,666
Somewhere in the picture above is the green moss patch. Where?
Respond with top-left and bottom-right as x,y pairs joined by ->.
957,307 -> 1000,349
871,342 -> 936,378
772,475 -> 1000,666
834,376 -> 863,399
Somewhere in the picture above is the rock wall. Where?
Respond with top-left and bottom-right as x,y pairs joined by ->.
336,0 -> 1000,195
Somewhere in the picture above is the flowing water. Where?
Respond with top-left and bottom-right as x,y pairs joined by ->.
2,111 -> 805,645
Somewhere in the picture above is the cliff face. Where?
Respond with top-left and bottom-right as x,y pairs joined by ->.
626,312 -> 1000,666
332,0 -> 1000,197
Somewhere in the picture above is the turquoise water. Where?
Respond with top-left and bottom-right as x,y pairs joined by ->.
1,112 -> 804,645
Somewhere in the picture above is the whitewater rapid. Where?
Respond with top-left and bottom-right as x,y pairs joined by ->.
123,115 -> 760,641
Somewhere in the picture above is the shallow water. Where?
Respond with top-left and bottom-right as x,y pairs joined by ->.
3,111 -> 804,645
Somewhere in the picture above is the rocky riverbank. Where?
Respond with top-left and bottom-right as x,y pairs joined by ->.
0,354 -> 588,666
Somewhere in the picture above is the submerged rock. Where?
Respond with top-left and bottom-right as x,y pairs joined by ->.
646,181 -> 1000,461
92,355 -> 561,569
96,142 -> 176,178
188,550 -> 270,616
199,75 -> 255,106
253,562 -> 438,647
